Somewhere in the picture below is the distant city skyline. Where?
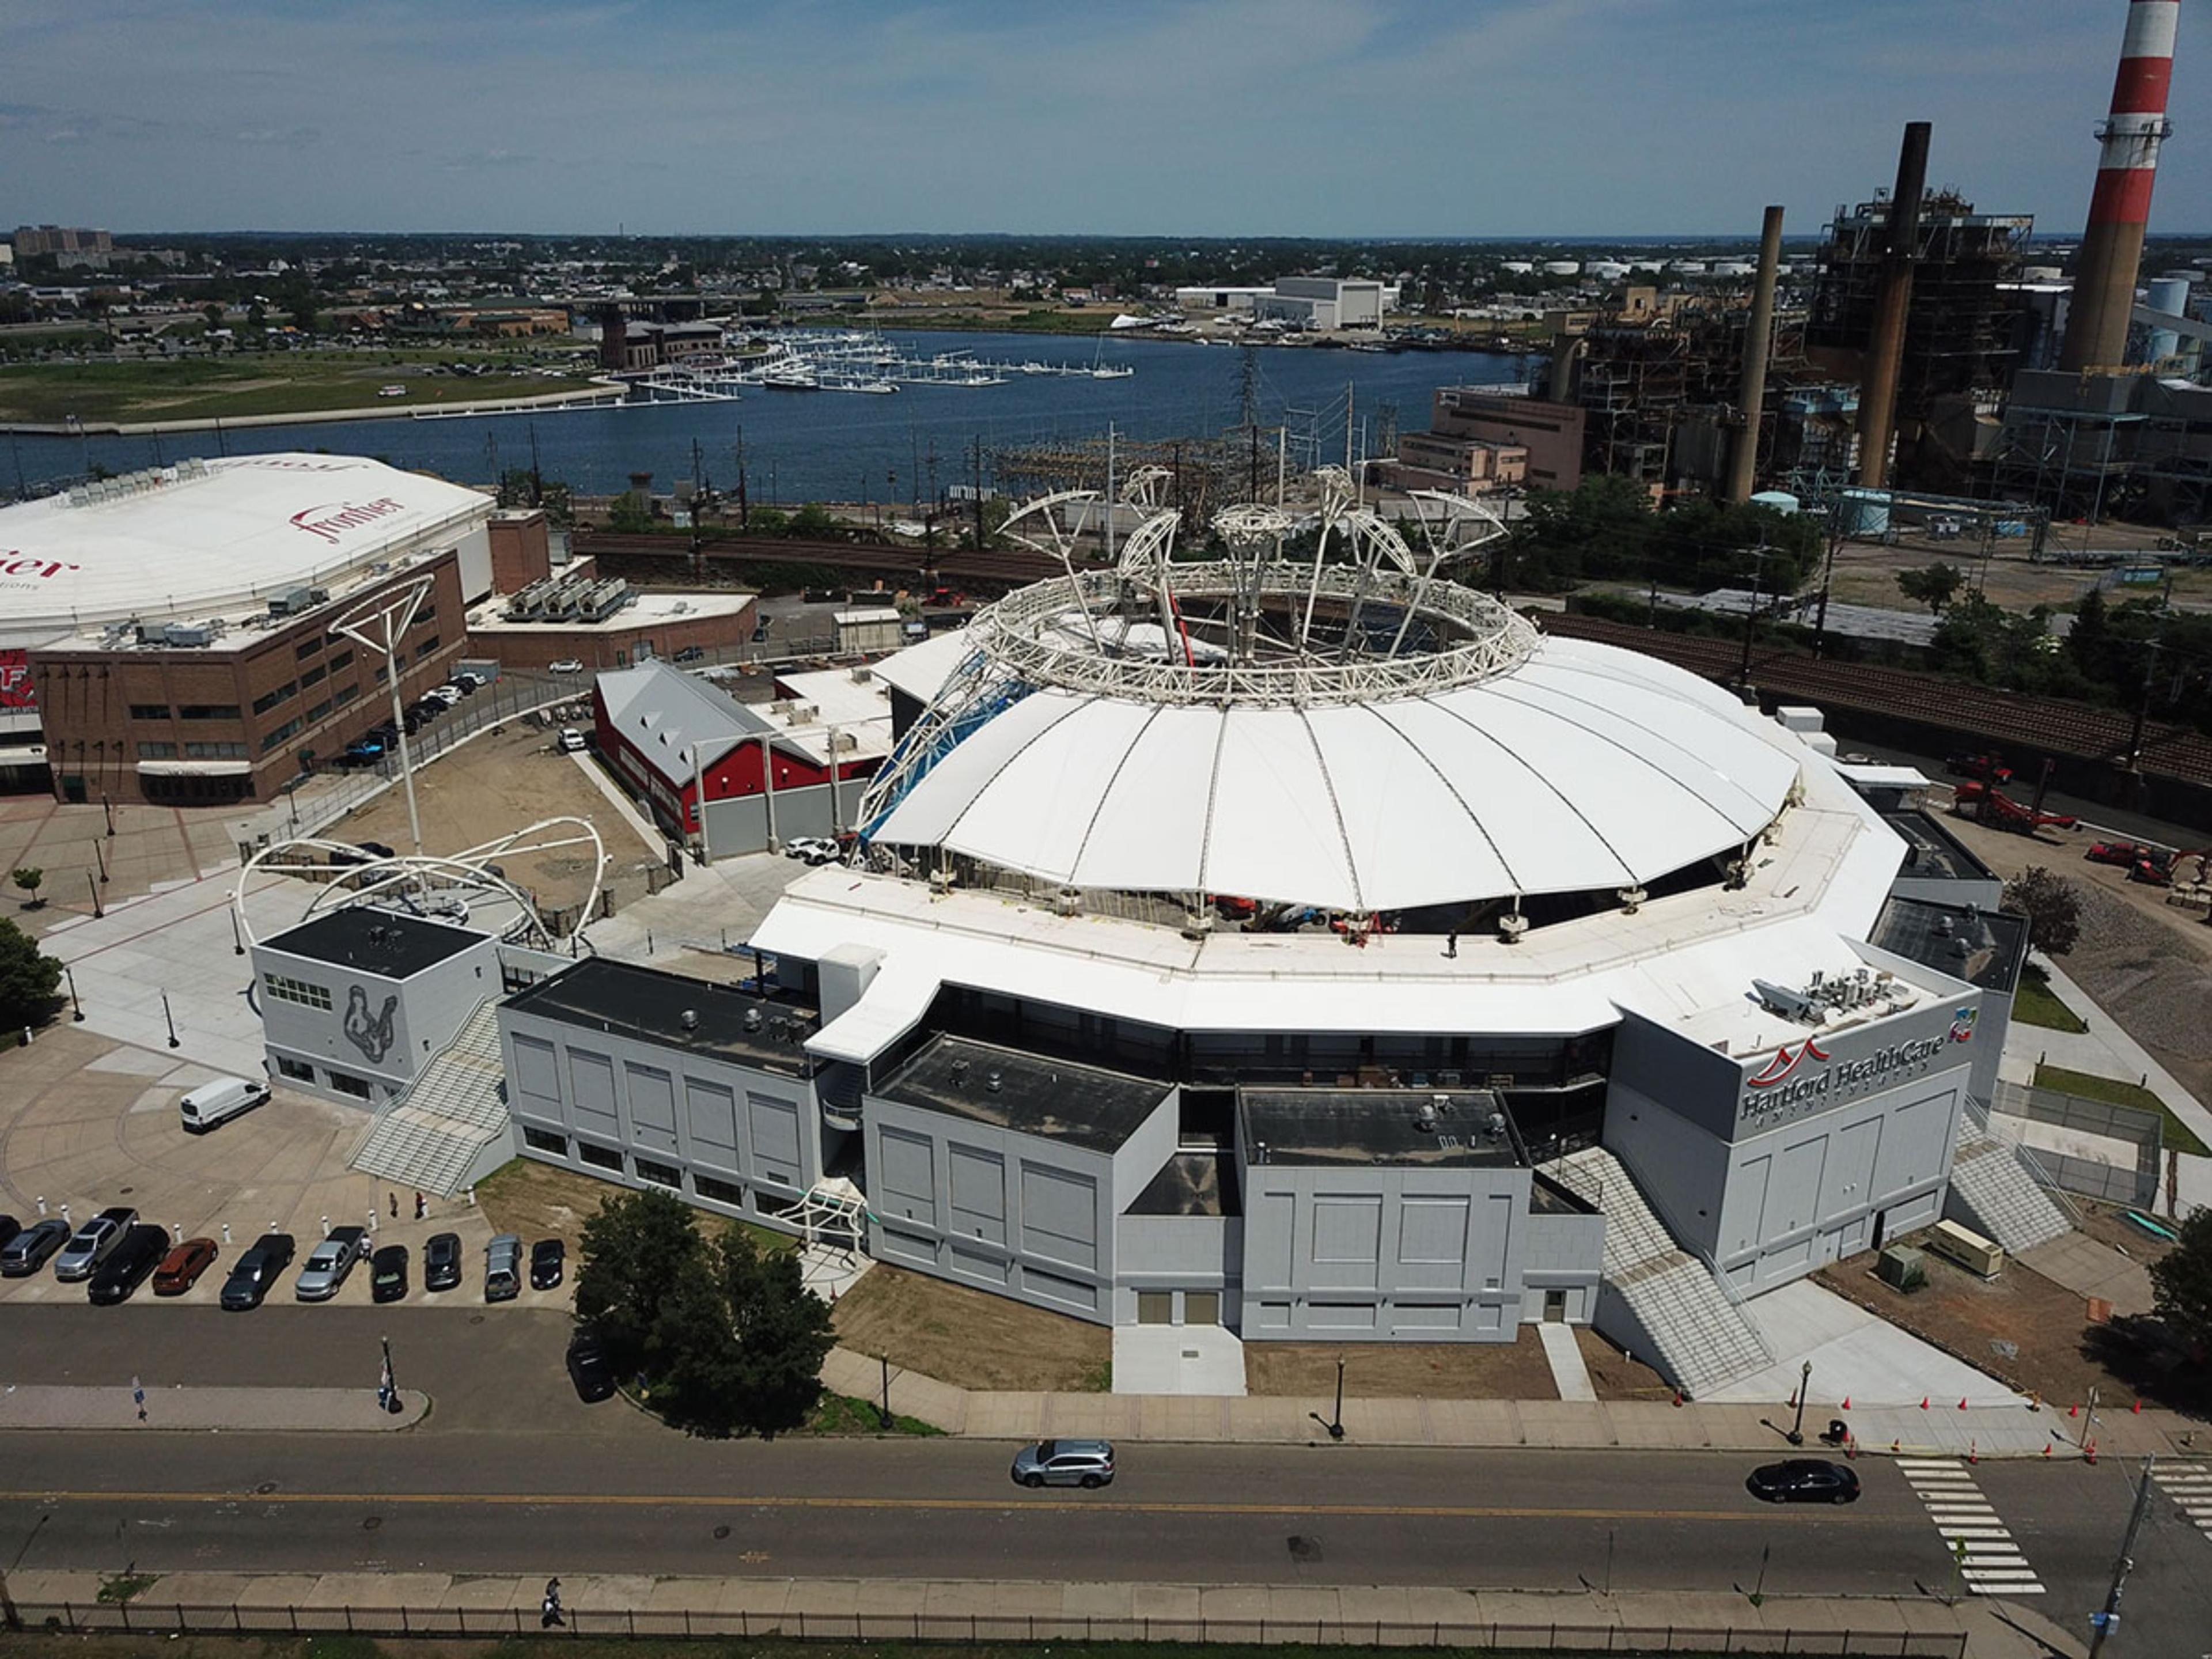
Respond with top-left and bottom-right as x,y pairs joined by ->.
2,0 -> 2206,241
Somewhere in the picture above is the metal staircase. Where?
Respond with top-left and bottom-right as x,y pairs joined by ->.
1556,1146 -> 1772,1400
349,1002 -> 511,1196
1944,1108 -> 2074,1255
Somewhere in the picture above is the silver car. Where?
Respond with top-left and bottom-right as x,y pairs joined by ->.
53,1207 -> 138,1282
293,1226 -> 369,1301
484,1232 -> 522,1302
1010,1438 -> 1115,1489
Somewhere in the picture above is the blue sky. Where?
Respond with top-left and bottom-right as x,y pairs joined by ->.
2,0 -> 2206,238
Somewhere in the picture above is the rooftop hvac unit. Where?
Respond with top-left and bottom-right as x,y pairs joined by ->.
830,731 -> 857,752
785,703 -> 818,725
849,666 -> 873,683
162,623 -> 214,647
765,700 -> 791,718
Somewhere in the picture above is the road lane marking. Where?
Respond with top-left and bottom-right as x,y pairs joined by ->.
1899,1460 -> 2043,1596
0,1488 -> 1891,1525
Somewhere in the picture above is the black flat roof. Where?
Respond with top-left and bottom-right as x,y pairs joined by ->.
1883,810 -> 1998,885
502,957 -> 816,1075
1239,1088 -> 1526,1168
874,1035 -> 1169,1153
1871,897 -> 2027,995
262,909 -> 485,979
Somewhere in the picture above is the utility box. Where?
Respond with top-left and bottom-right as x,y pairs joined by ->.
1876,1244 -> 1926,1293
1928,1220 -> 2005,1279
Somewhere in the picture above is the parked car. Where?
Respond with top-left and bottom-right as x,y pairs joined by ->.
674,645 -> 705,662
485,1232 -> 522,1302
370,1244 -> 410,1304
566,1328 -> 616,1402
530,1237 -> 566,1290
548,658 -> 585,676
1747,1460 -> 1860,1505
153,1237 -> 220,1296
294,1226 -> 370,1301
88,1224 -> 171,1305
1,1217 -> 71,1278
558,726 -> 586,753
219,1233 -> 297,1310
357,840 -> 397,861
0,1215 -> 18,1252
179,1074 -> 269,1134
423,1231 -> 463,1292
783,836 -> 840,866
54,1207 -> 138,1282
1011,1439 -> 1115,1489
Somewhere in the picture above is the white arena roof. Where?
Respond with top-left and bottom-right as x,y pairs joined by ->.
0,453 -> 491,644
870,634 -> 1801,913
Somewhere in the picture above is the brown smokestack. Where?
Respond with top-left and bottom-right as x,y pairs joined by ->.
1725,205 -> 1787,504
1855,121 -> 1931,490
2059,0 -> 2181,370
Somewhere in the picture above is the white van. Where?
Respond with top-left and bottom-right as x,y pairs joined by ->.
179,1074 -> 271,1134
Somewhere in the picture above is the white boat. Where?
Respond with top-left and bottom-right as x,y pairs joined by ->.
763,365 -> 820,391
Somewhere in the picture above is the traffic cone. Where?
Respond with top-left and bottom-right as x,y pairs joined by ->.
1840,1395 -> 1851,1410
2085,1440 -> 2099,1465
2133,1398 -> 2143,1414
1891,1438 -> 1902,1453
1919,1396 -> 1930,1410
2042,1443 -> 2052,1458
1959,1398 -> 1969,1411
1968,1440 -> 1978,1464
2070,1402 -> 2081,1418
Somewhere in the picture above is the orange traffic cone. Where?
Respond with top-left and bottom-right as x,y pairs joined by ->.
1959,1398 -> 1969,1411
2042,1443 -> 2052,1457
1919,1396 -> 1930,1410
1968,1439 -> 1978,1464
2085,1440 -> 2099,1465
2069,1402 -> 2081,1417
2133,1398 -> 2143,1414
1840,1395 -> 1851,1410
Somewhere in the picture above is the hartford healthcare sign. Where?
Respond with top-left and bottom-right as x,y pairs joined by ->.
1734,998 -> 1978,1134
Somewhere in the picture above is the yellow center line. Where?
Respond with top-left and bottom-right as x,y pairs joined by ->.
0,1489 -> 1863,1524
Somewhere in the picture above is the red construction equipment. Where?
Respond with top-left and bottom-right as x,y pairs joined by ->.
1950,779 -> 2080,833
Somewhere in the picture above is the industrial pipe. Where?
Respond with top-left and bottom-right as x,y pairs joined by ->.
1725,206 -> 1787,503
1854,122 -> 1931,490
2059,0 -> 2181,371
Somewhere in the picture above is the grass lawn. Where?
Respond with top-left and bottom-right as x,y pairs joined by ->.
2033,1063 -> 2211,1156
0,355 -> 594,423
473,1157 -> 798,1260
2012,964 -> 2089,1034
831,1262 -> 1112,1392
806,1391 -> 945,1436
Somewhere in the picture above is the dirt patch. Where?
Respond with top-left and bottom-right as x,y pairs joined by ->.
474,1156 -> 796,1265
1941,812 -> 2212,1113
1815,1241 -> 2187,1411
325,719 -> 664,917
2070,1196 -> 2178,1267
831,1263 -> 1111,1392
1243,1328 -> 1560,1400
1824,533 -> 2212,616
1575,1327 -> 1676,1403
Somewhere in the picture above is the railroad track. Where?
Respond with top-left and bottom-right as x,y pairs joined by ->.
1544,612 -> 2212,789
577,531 -> 1060,586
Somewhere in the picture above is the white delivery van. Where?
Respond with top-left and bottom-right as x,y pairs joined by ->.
179,1074 -> 270,1134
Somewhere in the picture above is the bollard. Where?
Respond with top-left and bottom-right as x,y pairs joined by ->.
1968,1440 -> 1978,1464
368,1209 -> 378,1234
320,1214 -> 330,1237
171,1223 -> 181,1244
36,1196 -> 46,1215
59,1203 -> 70,1224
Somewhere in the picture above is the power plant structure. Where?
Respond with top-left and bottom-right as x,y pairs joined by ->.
2058,0 -> 2181,372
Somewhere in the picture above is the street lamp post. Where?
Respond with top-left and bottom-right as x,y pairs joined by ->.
1786,1359 -> 1812,1446
1311,1357 -> 1346,1441
65,965 -> 82,1023
92,837 -> 107,885
85,872 -> 103,919
160,990 -> 179,1050
329,576 -> 433,855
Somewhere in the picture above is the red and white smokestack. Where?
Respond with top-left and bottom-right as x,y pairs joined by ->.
2058,0 -> 2180,371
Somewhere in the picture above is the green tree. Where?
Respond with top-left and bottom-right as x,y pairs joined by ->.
2149,1207 -> 2212,1357
786,503 -> 844,541
643,1226 -> 834,1439
574,1188 -> 704,1374
2003,866 -> 2084,957
1896,563 -> 1965,615
2066,586 -> 2114,685
0,918 -> 63,1029
10,868 -> 43,909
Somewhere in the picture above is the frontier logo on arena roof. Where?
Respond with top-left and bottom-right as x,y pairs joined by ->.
290,497 -> 409,544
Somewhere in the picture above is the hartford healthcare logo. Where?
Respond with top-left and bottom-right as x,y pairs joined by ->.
289,497 -> 408,544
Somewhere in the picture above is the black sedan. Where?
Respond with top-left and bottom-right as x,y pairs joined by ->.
566,1328 -> 616,1403
370,1244 -> 410,1304
2,1217 -> 73,1277
1747,1460 -> 1861,1505
219,1233 -> 296,1310
423,1231 -> 463,1292
530,1237 -> 566,1290
88,1224 -> 170,1306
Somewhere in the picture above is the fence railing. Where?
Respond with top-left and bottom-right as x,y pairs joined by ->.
12,1600 -> 1972,1655
1983,1082 -> 2161,1211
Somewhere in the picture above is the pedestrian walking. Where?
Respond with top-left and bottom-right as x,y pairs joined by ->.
541,1577 -> 564,1628
414,1191 -> 426,1221
388,1192 -> 398,1219
1443,933 -> 1458,959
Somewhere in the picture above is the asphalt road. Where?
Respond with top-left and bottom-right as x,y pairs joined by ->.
3,1305 -> 2210,1649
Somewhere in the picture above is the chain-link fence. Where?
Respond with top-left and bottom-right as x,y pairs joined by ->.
13,1599 -> 1972,1654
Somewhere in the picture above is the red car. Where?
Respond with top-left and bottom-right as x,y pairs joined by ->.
153,1237 -> 219,1296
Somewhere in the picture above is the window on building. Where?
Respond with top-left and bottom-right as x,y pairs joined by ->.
128,703 -> 170,721
300,662 -> 327,688
264,972 -> 334,1011
274,1054 -> 316,1082
635,1156 -> 681,1190
327,1070 -> 373,1100
522,1125 -> 568,1156
501,963 -> 543,995
333,682 -> 360,707
414,636 -> 442,661
137,741 -> 177,759
295,638 -> 324,661
184,740 -> 248,759
260,717 -> 303,751
694,1174 -> 744,1207
305,697 -> 332,722
179,704 -> 242,721
577,1141 -> 623,1172
329,648 -> 354,672
374,665 -> 389,684
252,682 -> 297,716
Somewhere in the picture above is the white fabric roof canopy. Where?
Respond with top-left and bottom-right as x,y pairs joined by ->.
872,637 -> 1801,912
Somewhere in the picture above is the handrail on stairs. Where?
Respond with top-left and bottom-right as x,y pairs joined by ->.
1964,1094 -> 2086,1233
344,996 -> 499,1166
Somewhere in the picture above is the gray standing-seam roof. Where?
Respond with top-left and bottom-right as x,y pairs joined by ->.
594,659 -> 779,793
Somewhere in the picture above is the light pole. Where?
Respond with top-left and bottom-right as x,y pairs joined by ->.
65,965 -> 82,1023
2088,1455 -> 2156,1658
1310,1356 -> 1346,1441
329,575 -> 433,855
160,990 -> 179,1049
1786,1359 -> 1811,1446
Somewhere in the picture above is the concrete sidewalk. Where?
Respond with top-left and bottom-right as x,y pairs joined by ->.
821,1347 -> 2200,1461
0,1384 -> 427,1431
1,1568 -> 2085,1657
